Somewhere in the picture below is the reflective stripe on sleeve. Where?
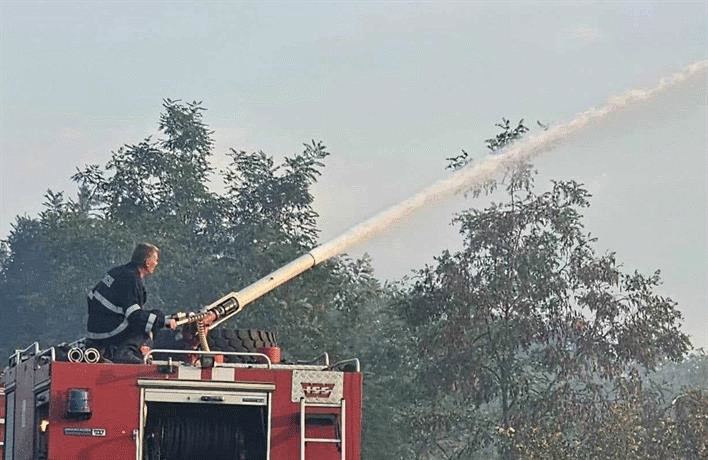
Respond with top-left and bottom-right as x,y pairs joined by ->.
125,304 -> 141,317
145,313 -> 157,334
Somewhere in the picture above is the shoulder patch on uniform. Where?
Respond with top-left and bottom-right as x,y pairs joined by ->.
102,274 -> 115,287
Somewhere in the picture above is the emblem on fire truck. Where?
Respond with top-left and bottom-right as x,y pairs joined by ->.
291,370 -> 343,404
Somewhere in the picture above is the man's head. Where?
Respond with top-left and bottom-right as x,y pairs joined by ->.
131,243 -> 160,276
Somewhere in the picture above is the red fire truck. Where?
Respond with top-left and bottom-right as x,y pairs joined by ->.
1,245 -> 363,460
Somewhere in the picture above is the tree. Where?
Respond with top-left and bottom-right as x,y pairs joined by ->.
0,99 -> 410,456
397,120 -> 691,458
0,100 -> 384,368
513,374 -> 708,459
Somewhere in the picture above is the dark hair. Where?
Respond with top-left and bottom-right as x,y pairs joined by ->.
131,243 -> 160,265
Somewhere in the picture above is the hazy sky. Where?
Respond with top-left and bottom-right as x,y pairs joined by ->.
1,1 -> 706,348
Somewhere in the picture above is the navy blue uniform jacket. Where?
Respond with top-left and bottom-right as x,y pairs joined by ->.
86,261 -> 166,342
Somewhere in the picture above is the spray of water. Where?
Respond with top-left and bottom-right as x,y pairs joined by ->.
212,60 -> 707,321
311,60 -> 708,263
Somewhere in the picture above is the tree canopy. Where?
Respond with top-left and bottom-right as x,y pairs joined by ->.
395,120 -> 694,459
0,99 -> 381,361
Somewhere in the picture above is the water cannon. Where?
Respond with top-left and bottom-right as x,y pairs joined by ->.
167,167 -> 445,351
170,250 -> 329,351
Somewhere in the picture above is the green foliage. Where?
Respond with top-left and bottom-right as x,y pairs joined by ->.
222,140 -> 327,262
398,119 -> 692,458
0,100 -> 382,364
513,376 -> 708,459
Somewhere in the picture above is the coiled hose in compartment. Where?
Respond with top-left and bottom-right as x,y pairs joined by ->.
144,404 -> 267,460
147,415 -> 246,460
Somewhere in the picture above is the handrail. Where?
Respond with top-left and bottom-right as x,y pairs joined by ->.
8,342 -> 40,367
330,358 -> 360,373
37,346 -> 56,365
300,352 -> 330,367
144,349 -> 272,368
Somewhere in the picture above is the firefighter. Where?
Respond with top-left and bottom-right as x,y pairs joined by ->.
86,243 -> 176,363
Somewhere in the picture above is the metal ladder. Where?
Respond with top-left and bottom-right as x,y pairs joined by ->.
300,398 -> 345,460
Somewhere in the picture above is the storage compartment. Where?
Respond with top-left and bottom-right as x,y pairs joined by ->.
139,381 -> 273,460
144,402 -> 267,460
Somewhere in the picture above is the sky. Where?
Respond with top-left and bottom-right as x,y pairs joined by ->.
1,1 -> 706,348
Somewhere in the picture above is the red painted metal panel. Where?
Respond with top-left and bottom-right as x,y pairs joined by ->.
47,361 -> 157,460
219,368 -> 363,460
344,372 -> 363,460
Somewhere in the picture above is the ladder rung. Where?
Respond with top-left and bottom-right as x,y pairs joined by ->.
305,438 -> 341,443
301,397 -> 346,460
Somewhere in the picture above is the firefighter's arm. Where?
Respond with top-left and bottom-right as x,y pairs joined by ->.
127,308 -> 169,334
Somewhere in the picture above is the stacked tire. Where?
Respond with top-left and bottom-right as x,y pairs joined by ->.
207,329 -> 278,363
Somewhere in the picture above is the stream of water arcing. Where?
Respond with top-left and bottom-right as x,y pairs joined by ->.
311,60 -> 708,263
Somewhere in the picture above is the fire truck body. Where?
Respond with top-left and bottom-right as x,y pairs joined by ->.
1,343 -> 362,460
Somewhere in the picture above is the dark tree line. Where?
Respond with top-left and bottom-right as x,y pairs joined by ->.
1,105 -> 705,459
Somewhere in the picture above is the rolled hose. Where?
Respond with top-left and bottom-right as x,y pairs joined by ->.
68,347 -> 84,363
84,347 -> 101,363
